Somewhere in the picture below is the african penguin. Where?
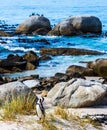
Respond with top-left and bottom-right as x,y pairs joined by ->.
36,97 -> 45,120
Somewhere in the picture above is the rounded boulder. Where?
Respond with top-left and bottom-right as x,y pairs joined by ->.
15,15 -> 51,35
49,15 -> 102,36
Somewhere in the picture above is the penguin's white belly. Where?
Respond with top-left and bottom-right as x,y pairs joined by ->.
36,104 -> 43,118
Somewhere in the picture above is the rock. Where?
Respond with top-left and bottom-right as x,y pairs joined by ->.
0,30 -> 11,37
0,41 -> 7,44
87,59 -> 107,77
26,62 -> 36,70
23,79 -> 40,89
83,68 -> 94,76
66,65 -> 94,76
40,48 -> 104,56
39,55 -> 51,60
47,82 -> 67,98
35,39 -> 50,44
17,38 -> 50,44
17,75 -> 39,82
55,73 -> 69,81
32,28 -> 49,35
67,72 -> 86,79
23,51 -> 38,66
0,81 -> 32,105
15,15 -> 51,35
11,67 -> 22,72
49,15 -> 102,36
1,77 -> 16,83
7,54 -> 23,62
66,65 -> 85,75
0,51 -> 39,73
47,78 -> 107,107
0,59 -> 27,70
0,67 -> 11,73
0,54 -> 26,70
40,77 -> 59,90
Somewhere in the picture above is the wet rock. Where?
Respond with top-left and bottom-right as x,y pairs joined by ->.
66,65 -> 85,75
32,28 -> 50,35
40,48 -> 104,56
34,39 -> 50,44
23,51 -> 39,66
47,78 -> 107,107
7,54 -> 23,62
40,77 -> 60,90
0,51 -> 39,74
39,55 -> 51,60
25,62 -> 36,70
1,54 -> 24,69
87,59 -> 107,77
15,15 -> 51,35
11,67 -> 22,72
0,67 -> 11,73
66,65 -> 94,76
17,38 -> 50,44
0,59 -> 27,70
47,77 -> 60,86
82,68 -> 94,76
49,15 -> 102,36
40,77 -> 53,90
0,41 -> 7,44
0,30 -> 11,36
55,73 -> 69,81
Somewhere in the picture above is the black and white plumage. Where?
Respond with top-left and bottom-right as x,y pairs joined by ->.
36,97 -> 45,120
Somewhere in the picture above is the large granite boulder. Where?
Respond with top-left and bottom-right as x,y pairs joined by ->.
47,78 -> 107,108
0,81 -> 34,105
49,15 -> 102,36
87,59 -> 107,77
15,15 -> 51,35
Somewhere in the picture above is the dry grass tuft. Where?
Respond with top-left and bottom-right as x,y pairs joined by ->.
54,106 -> 102,130
54,106 -> 69,120
80,118 -> 102,130
37,113 -> 59,130
42,119 -> 58,130
70,115 -> 102,130
1,91 -> 36,120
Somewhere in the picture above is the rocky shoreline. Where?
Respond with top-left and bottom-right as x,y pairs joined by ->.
0,14 -> 107,104
0,14 -> 107,129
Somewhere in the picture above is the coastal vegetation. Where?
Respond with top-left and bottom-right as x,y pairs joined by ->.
0,92 -> 36,120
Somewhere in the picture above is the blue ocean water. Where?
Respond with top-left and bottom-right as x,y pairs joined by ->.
0,0 -> 107,77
